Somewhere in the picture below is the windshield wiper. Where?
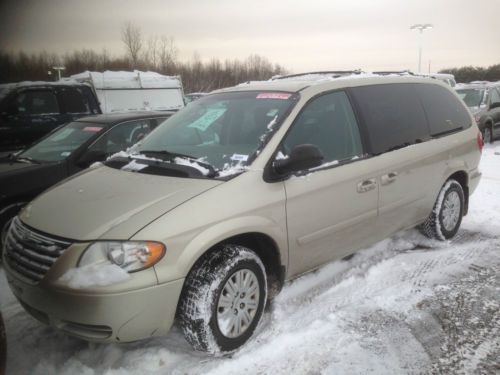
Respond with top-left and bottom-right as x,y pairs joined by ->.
137,149 -> 217,177
15,156 -> 41,164
138,149 -> 195,160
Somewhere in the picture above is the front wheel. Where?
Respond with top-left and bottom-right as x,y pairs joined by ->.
178,245 -> 267,354
420,179 -> 464,240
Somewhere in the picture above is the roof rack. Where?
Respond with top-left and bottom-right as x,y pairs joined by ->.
371,70 -> 414,76
272,70 -> 364,80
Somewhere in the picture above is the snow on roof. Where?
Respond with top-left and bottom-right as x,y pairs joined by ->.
0,79 -> 85,91
0,79 -> 87,100
68,70 -> 182,89
233,72 -> 400,91
270,71 -> 380,83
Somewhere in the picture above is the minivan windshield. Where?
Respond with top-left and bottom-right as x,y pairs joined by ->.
456,88 -> 485,108
133,91 -> 298,176
19,121 -> 104,162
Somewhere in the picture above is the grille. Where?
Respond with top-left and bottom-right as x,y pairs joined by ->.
4,217 -> 71,283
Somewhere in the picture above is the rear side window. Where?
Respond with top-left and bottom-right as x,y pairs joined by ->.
59,87 -> 91,114
415,84 -> 471,136
349,84 -> 429,155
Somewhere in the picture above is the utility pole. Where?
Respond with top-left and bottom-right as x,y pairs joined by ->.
410,24 -> 433,73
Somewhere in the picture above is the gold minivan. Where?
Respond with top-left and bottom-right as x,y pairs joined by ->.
3,74 -> 482,353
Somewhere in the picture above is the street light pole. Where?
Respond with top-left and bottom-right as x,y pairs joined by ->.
410,24 -> 433,73
52,66 -> 66,81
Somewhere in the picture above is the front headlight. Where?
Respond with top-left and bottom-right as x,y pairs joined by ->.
79,241 -> 166,272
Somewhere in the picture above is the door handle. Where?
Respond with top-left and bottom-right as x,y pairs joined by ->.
381,172 -> 398,185
357,178 -> 377,193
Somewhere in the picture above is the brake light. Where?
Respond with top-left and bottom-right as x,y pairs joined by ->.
477,132 -> 484,152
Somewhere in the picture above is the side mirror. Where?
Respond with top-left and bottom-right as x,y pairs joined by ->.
489,102 -> 500,110
273,144 -> 324,176
76,150 -> 107,168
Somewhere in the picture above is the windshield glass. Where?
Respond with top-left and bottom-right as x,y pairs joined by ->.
135,91 -> 298,175
456,88 -> 485,108
20,122 -> 105,162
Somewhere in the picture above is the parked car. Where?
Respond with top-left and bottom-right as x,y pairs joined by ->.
0,81 -> 101,156
0,111 -> 171,250
456,81 -> 500,143
0,71 -> 184,157
3,74 -> 482,354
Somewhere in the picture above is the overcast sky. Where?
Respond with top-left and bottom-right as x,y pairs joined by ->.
1,0 -> 499,73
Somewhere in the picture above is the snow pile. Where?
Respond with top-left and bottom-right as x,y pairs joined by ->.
173,157 -> 210,176
57,263 -> 130,289
121,159 -> 148,172
217,163 -> 249,178
88,161 -> 103,169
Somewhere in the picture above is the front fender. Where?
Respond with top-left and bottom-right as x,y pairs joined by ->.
154,215 -> 287,284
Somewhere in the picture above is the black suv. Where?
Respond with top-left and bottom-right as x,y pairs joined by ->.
456,81 -> 500,143
0,82 -> 101,156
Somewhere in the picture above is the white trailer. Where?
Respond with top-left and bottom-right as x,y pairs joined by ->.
67,70 -> 185,113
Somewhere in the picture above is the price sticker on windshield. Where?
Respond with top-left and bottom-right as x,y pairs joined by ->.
256,93 -> 291,100
83,126 -> 103,132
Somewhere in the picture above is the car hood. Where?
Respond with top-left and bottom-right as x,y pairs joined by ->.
19,165 -> 223,240
0,159 -> 40,175
0,160 -> 67,199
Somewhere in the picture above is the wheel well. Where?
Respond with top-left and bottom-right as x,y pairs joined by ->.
448,171 -> 469,215
186,232 -> 285,300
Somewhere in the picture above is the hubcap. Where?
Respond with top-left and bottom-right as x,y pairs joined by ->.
216,269 -> 260,338
441,191 -> 461,231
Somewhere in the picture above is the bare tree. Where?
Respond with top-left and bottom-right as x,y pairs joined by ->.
158,36 -> 178,73
121,21 -> 143,67
143,35 -> 159,70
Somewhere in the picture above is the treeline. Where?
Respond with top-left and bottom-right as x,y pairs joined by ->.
0,49 -> 286,93
439,64 -> 500,83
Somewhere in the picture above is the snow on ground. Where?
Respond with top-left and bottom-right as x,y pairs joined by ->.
1,145 -> 499,374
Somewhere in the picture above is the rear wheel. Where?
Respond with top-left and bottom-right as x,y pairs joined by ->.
482,126 -> 492,144
178,245 -> 267,354
420,179 -> 464,240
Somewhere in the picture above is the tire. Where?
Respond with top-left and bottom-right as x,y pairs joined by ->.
482,127 -> 493,144
178,245 -> 267,354
0,202 -> 25,256
420,179 -> 464,240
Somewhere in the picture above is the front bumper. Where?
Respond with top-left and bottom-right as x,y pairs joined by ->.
3,250 -> 184,343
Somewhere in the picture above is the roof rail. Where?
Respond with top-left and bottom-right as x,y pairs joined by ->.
372,70 -> 414,76
272,70 -> 364,80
